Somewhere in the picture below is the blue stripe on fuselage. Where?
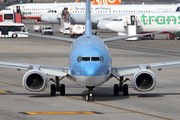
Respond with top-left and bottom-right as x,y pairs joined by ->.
69,35 -> 111,76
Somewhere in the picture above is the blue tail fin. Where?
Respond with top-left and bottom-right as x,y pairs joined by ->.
84,0 -> 92,36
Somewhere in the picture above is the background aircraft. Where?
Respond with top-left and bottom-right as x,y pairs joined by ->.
0,2 -> 84,21
0,0 -> 122,21
41,3 -> 180,26
105,12 -> 180,39
0,0 -> 180,102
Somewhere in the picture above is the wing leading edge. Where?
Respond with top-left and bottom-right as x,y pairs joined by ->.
112,61 -> 180,77
102,31 -> 162,42
16,32 -> 74,43
0,61 -> 68,77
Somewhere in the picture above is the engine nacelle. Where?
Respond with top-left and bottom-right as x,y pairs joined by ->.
97,20 -> 112,30
2,0 -> 8,5
22,70 -> 48,92
132,70 -> 157,92
28,0 -> 33,3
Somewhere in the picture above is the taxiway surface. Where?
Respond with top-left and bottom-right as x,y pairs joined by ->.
0,24 -> 180,120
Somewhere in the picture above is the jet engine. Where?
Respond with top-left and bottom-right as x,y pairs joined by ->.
97,20 -> 112,30
22,70 -> 48,92
132,70 -> 157,92
28,0 -> 33,3
2,0 -> 8,5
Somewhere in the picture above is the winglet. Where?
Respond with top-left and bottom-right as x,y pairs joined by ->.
84,0 -> 92,36
75,0 -> 79,3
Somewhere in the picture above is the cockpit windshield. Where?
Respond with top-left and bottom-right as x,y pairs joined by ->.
77,56 -> 104,62
82,57 -> 90,61
48,10 -> 57,13
112,19 -> 123,21
4,8 -> 11,10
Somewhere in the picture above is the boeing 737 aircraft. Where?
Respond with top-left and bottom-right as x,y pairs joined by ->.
0,0 -> 180,102
105,12 -> 180,37
41,3 -> 180,25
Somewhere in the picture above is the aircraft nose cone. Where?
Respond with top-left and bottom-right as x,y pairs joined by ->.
81,62 -> 99,76
105,22 -> 114,30
41,14 -> 49,22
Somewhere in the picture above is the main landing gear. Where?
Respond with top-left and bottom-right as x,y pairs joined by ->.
113,76 -> 129,96
86,87 -> 95,102
50,76 -> 65,96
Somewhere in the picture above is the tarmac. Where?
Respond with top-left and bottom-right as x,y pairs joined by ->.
0,0 -> 180,119
0,20 -> 180,120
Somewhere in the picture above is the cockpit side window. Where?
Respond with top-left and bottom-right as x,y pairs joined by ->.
100,56 -> 105,62
77,56 -> 81,63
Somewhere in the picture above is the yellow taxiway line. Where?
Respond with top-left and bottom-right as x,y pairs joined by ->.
0,91 -> 8,93
0,81 -> 172,120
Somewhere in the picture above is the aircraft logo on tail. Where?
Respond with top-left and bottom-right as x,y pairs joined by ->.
75,0 -> 122,5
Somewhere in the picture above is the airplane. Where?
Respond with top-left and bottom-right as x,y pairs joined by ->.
0,0 -> 122,21
104,12 -> 180,39
1,0 -> 180,102
40,3 -> 180,28
0,2 -> 84,21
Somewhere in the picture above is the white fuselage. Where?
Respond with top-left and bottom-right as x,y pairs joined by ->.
67,35 -> 111,87
105,12 -> 180,34
0,3 -> 85,20
41,4 -> 180,24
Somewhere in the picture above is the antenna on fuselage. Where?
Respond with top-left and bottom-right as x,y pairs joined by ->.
84,0 -> 92,36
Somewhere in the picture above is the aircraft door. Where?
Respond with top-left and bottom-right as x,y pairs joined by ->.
16,6 -> 21,13
130,15 -> 135,25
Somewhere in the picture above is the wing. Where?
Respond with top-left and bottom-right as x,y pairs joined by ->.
112,61 -> 180,77
0,61 -> 68,76
16,32 -> 74,43
102,32 -> 162,42
92,14 -> 127,23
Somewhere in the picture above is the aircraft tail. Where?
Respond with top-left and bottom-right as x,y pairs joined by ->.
85,0 -> 92,36
91,0 -> 122,5
75,0 -> 79,3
